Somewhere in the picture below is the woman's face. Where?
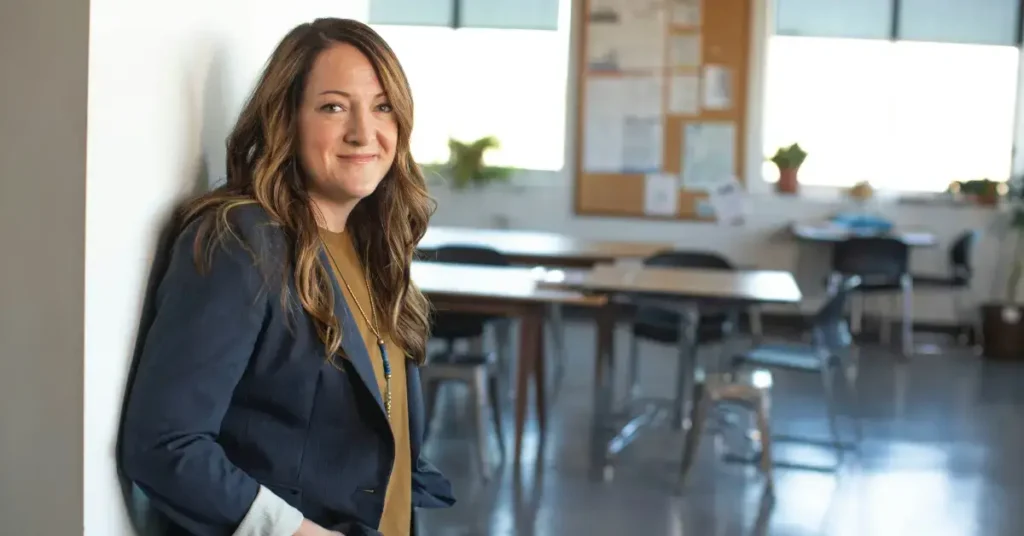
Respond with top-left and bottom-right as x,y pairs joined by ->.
298,43 -> 398,206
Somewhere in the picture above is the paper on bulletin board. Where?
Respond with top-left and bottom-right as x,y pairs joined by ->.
643,173 -> 678,216
669,74 -> 700,115
581,75 -> 665,172
585,0 -> 624,71
588,0 -> 626,22
585,0 -> 666,72
669,34 -> 701,69
582,78 -> 626,172
587,23 -> 621,72
583,117 -> 626,172
623,75 -> 663,118
616,13 -> 666,71
707,176 -> 748,225
681,121 -> 736,190
702,64 -> 733,110
623,117 -> 664,173
670,0 -> 701,26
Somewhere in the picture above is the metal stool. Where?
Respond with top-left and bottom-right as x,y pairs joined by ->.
421,351 -> 505,480
679,368 -> 775,492
731,275 -> 863,471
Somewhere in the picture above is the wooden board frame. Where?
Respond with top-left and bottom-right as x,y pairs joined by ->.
572,0 -> 753,220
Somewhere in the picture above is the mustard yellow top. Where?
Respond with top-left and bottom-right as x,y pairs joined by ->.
320,228 -> 412,536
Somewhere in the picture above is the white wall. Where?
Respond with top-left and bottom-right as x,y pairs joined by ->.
2,1 -> 368,534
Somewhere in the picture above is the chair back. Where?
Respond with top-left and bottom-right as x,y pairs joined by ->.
812,276 -> 860,353
429,245 -> 509,342
949,230 -> 979,284
831,236 -> 909,282
432,245 -> 510,267
632,251 -> 736,340
643,250 -> 734,270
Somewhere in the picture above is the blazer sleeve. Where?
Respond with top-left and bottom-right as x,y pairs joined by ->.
120,221 -> 301,536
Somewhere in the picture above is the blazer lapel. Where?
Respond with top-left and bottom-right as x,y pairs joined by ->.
406,363 -> 425,457
318,248 -> 388,419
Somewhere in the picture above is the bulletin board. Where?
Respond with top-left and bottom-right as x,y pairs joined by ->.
573,0 -> 752,220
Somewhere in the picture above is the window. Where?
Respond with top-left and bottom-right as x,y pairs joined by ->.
373,1 -> 572,170
762,36 -> 1019,192
369,0 -> 454,27
775,0 -> 893,40
775,0 -> 1021,46
898,0 -> 1020,46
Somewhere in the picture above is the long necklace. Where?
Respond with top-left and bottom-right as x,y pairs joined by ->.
321,237 -> 392,420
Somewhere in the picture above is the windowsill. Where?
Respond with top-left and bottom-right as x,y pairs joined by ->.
757,182 -> 1004,210
422,167 -> 563,192
426,170 -> 1007,215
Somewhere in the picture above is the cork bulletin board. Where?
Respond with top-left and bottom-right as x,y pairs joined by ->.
573,0 -> 752,219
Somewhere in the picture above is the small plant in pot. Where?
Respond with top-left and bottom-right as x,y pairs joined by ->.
980,175 -> 1024,360
956,178 -> 1003,207
422,135 -> 514,190
769,143 -> 807,195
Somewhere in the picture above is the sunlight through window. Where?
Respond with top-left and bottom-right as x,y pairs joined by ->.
373,1 -> 573,171
763,36 -> 1019,192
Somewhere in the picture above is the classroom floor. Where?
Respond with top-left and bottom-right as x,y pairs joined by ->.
418,321 -> 1024,536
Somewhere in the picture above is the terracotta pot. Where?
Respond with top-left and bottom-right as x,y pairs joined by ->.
975,192 -> 1000,207
981,303 -> 1024,361
776,167 -> 799,195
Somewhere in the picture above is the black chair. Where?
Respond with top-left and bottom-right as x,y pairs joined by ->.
626,251 -> 740,420
909,230 -> 979,343
429,245 -> 510,344
723,275 -> 863,470
828,236 -> 913,354
421,245 -> 509,480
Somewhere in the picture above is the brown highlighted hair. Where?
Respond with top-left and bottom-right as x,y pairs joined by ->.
181,18 -> 433,364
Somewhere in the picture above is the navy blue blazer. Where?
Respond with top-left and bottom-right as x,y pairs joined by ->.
120,204 -> 454,535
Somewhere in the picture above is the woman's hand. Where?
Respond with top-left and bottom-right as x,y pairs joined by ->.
294,519 -> 345,536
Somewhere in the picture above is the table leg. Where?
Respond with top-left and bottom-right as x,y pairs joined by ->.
532,311 -> 548,439
547,303 -> 567,396
514,308 -> 545,466
901,273 -> 914,357
671,305 -> 700,430
589,303 -> 617,477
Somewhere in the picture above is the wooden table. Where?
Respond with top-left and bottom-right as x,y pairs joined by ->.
419,226 -> 673,268
546,263 -> 803,476
412,261 -> 608,466
791,221 -> 938,247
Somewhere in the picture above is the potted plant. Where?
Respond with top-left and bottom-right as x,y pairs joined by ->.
422,135 -> 514,190
980,176 -> 1024,360
769,143 -> 807,195
847,180 -> 874,203
956,179 -> 1002,206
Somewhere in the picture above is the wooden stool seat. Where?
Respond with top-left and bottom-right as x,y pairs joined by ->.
421,351 -> 504,480
679,369 -> 774,491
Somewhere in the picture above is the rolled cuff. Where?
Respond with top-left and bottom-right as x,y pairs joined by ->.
233,485 -> 305,536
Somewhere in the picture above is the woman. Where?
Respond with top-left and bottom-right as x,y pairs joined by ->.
120,18 -> 453,536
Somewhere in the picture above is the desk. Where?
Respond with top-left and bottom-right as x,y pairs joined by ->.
547,263 -> 802,475
412,261 -> 607,466
791,221 -> 937,247
419,226 -> 672,268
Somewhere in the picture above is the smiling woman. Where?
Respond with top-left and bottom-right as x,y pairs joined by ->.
118,17 -> 452,536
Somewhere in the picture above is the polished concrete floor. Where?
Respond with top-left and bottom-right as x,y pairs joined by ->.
418,320 -> 1024,536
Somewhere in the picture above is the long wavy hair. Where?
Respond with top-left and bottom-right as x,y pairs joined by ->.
181,18 -> 434,364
